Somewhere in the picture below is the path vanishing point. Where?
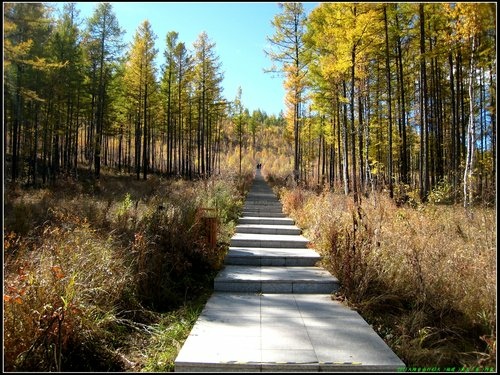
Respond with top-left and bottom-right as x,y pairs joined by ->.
174,169 -> 406,372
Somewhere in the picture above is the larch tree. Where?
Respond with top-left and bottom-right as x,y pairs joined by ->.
383,4 -> 394,199
232,86 -> 246,176
304,10 -> 343,188
265,2 -> 310,182
161,31 -> 194,177
124,19 -> 158,180
192,31 -> 224,177
305,2 -> 351,194
450,3 -> 495,209
162,31 -> 178,175
249,109 -> 266,159
418,3 -> 430,202
84,2 -> 124,179
108,60 -> 130,172
4,2 -> 55,184
174,40 -> 194,176
305,2 -> 381,197
47,3 -> 85,181
343,3 -> 381,203
392,2 -> 413,187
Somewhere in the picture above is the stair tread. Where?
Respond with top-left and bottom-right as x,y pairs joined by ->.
215,265 -> 337,282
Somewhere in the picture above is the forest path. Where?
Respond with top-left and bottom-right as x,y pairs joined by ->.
174,169 -> 405,372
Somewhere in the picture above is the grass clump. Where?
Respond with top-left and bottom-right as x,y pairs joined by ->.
4,208 -> 134,371
141,296 -> 209,372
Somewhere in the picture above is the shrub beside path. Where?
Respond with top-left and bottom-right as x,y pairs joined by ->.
174,169 -> 405,372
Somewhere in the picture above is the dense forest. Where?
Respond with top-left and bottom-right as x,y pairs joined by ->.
4,2 -> 284,185
4,2 -> 496,206
3,2 -> 497,372
265,2 -> 495,206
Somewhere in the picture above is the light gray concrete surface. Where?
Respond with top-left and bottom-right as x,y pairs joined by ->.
238,217 -> 295,225
175,294 -> 405,372
174,170 -> 405,371
242,211 -> 286,218
225,247 -> 321,266
235,224 -> 302,235
214,266 -> 339,294
230,233 -> 310,248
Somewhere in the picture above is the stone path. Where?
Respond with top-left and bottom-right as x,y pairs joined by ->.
174,170 -> 405,372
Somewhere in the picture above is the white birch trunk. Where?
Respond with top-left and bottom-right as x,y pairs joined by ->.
463,37 -> 475,209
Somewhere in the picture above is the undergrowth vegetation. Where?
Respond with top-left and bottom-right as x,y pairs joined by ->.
4,167 -> 253,371
274,182 -> 496,369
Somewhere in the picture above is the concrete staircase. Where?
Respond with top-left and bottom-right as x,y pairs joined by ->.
214,171 -> 339,294
174,170 -> 406,372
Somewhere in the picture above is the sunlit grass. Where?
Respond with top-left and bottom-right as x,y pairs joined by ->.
142,299 -> 208,372
277,185 -> 496,368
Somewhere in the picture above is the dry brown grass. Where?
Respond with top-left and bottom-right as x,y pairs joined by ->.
278,185 -> 496,369
4,167 -> 247,371
4,206 -> 133,371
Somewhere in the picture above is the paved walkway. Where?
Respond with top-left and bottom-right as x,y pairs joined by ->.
174,170 -> 405,372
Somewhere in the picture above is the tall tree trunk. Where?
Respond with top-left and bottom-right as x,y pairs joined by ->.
95,61 -> 105,179
375,61 -> 382,190
336,95 -> 342,189
419,3 -> 429,202
437,58 -> 445,183
32,102 -> 39,186
143,82 -> 148,180
458,52 -> 467,164
449,53 -> 458,198
167,68 -> 173,175
74,89 -> 80,179
178,67 -> 184,176
342,80 -> 349,195
12,65 -> 22,183
464,37 -> 476,209
239,116 -> 242,176
350,44 -> 358,203
293,20 -> 301,183
127,114 -> 132,174
358,91 -> 364,193
489,62 -> 496,185
135,113 -> 141,180
396,13 -> 408,185
478,67 -> 485,199
384,5 -> 394,199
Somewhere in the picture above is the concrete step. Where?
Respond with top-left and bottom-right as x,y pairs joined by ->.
243,207 -> 283,213
244,203 -> 282,209
235,224 -> 301,235
174,293 -> 406,372
230,233 -> 310,248
241,211 -> 286,218
244,198 -> 281,204
243,206 -> 283,212
246,193 -> 277,200
238,216 -> 295,225
225,247 -> 321,266
244,199 -> 278,204
214,266 -> 340,294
